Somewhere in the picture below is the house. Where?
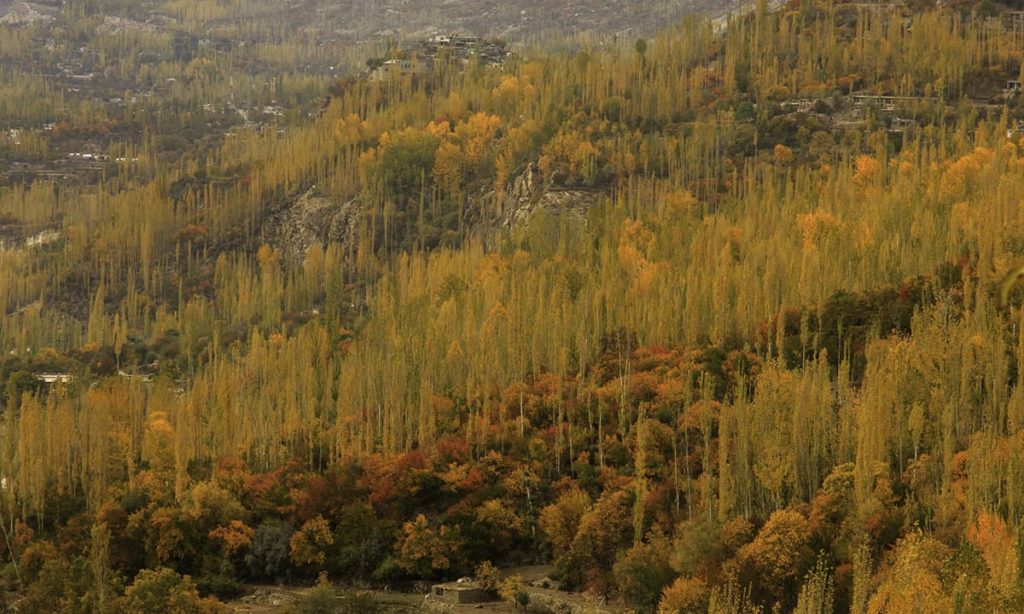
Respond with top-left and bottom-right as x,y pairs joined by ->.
852,94 -> 894,110
781,98 -> 814,113
1004,80 -> 1022,94
452,35 -> 482,47
429,581 -> 492,605
851,94 -> 934,112
370,59 -> 426,81
36,373 -> 74,385
118,370 -> 154,383
26,229 -> 60,247
1007,121 -> 1024,140
889,117 -> 915,133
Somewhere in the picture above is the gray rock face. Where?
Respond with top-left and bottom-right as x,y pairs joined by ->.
482,163 -> 599,235
264,189 -> 347,265
265,162 -> 599,265
326,197 -> 362,248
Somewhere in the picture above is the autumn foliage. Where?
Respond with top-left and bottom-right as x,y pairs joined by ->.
4,1 -> 1024,612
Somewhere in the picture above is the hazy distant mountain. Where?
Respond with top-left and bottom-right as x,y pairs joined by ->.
312,0 -> 746,41
0,0 -> 54,25
10,0 -> 744,43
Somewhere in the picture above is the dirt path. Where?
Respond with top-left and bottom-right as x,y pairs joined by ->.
227,585 -> 423,613
225,566 -> 628,613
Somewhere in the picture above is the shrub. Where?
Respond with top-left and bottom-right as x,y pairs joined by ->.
245,520 -> 296,580
614,535 -> 675,613
118,567 -> 226,614
499,575 -> 530,612
658,576 -> 709,614
196,564 -> 245,601
290,573 -> 337,614
475,560 -> 502,592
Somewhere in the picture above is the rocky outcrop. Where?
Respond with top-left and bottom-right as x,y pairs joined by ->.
263,189 -> 361,265
471,162 -> 601,241
326,197 -> 361,250
265,162 -> 600,266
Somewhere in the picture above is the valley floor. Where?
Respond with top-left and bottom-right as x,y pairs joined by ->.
225,566 -> 628,613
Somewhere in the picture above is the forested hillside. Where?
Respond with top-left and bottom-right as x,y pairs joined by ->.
4,0 -> 1024,612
